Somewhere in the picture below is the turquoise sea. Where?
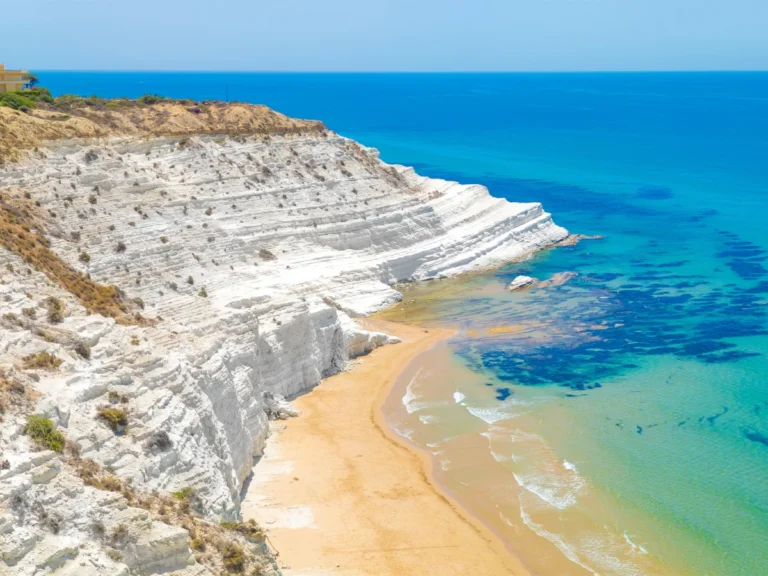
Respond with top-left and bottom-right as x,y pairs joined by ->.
42,72 -> 768,574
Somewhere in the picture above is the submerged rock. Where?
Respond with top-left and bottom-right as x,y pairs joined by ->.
508,275 -> 537,291
508,272 -> 577,291
538,271 -> 577,288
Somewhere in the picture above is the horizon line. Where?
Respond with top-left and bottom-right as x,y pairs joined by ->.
30,69 -> 768,74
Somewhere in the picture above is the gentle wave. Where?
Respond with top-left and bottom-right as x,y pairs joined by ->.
513,471 -> 583,510
401,371 -> 423,413
564,460 -> 578,473
489,448 -> 519,463
623,532 -> 649,555
453,390 -> 466,404
511,508 -> 600,576
466,406 -> 515,424
418,413 -> 439,424
515,498 -> 648,576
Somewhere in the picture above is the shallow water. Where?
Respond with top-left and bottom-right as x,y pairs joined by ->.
46,72 -> 768,575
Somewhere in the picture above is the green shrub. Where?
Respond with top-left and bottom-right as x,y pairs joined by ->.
53,94 -> 85,107
25,414 -> 66,452
97,407 -> 128,432
22,87 -> 54,104
172,487 -> 196,500
0,92 -> 36,110
137,94 -> 165,105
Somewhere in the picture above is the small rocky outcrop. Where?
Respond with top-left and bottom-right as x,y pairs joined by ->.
508,272 -> 577,291
508,275 -> 537,291
263,392 -> 299,420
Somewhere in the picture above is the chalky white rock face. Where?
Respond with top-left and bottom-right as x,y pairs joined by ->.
0,131 -> 567,573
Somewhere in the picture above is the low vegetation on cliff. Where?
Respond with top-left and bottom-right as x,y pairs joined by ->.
0,88 -> 326,164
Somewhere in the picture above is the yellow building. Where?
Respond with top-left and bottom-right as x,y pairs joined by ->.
0,64 -> 29,93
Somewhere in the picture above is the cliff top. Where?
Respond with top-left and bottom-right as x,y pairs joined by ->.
0,91 -> 326,163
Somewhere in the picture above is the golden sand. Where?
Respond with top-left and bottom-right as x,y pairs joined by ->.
242,319 -> 531,576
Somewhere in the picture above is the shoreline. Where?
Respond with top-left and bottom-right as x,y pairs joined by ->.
241,318 -> 531,576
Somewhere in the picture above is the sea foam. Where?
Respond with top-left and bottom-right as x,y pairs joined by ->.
512,471 -> 584,510
466,406 -> 514,424
512,508 -> 600,576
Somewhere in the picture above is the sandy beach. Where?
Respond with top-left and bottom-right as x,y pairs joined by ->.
241,318 -> 530,576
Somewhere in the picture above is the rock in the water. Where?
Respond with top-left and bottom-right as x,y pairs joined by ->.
508,275 -> 537,291
538,271 -> 577,288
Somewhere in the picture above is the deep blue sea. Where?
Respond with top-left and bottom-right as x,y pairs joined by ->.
41,72 -> 768,575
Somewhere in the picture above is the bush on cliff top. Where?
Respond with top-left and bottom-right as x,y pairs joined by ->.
0,88 -> 55,110
137,94 -> 166,105
0,92 -> 37,111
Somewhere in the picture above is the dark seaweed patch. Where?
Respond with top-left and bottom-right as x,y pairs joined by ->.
415,169 -> 767,397
745,430 -> 768,448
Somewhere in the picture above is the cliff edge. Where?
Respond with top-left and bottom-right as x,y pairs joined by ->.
0,98 -> 568,575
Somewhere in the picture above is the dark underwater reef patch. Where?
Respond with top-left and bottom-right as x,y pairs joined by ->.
403,166 -> 767,395
465,240 -> 768,391
687,209 -> 720,223
744,430 -> 768,448
717,239 -> 768,281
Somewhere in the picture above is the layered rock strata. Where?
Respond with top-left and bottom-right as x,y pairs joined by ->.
0,119 -> 567,574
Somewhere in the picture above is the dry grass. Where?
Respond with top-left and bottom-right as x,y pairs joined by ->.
22,352 -> 63,370
0,98 -> 325,164
69,457 -> 275,575
0,195 -> 148,325
0,374 -> 38,416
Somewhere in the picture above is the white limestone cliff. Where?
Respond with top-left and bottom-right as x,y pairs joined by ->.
0,130 -> 567,574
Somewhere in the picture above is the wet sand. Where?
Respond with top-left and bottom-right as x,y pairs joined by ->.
241,319 -> 530,576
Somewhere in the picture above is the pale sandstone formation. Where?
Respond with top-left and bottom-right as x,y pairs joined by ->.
0,125 -> 567,574
508,275 -> 537,291
508,271 -> 577,291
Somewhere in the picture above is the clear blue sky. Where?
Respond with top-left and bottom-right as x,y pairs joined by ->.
3,0 -> 767,71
